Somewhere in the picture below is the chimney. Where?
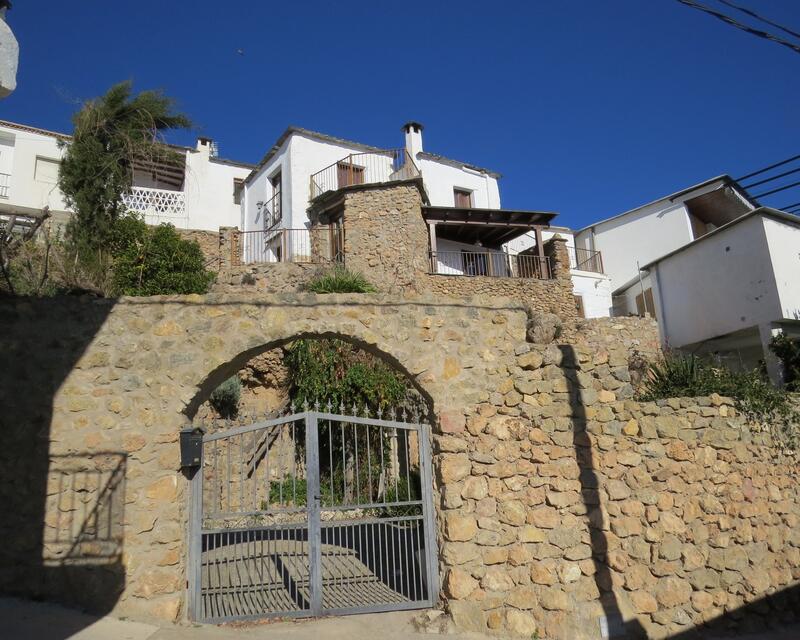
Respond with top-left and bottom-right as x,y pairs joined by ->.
196,136 -> 218,157
402,121 -> 424,159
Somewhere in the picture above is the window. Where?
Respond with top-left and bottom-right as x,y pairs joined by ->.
574,295 -> 585,318
635,288 -> 656,317
233,178 -> 244,205
337,162 -> 365,188
454,188 -> 472,208
34,157 -> 60,184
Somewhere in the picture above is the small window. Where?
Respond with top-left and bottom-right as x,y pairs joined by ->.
574,295 -> 585,318
233,178 -> 244,205
34,157 -> 60,184
635,288 -> 656,317
454,188 -> 472,208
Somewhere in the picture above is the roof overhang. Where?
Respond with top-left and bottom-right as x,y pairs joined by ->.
423,206 -> 557,247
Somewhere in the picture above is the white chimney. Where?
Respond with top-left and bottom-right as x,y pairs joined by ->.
196,136 -> 218,157
402,121 -> 424,159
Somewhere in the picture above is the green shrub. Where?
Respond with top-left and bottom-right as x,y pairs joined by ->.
110,215 -> 214,296
304,266 -> 376,294
639,353 -> 799,446
770,334 -> 800,391
285,339 -> 408,412
209,376 -> 241,418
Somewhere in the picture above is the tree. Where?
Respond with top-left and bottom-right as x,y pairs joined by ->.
58,81 -> 191,253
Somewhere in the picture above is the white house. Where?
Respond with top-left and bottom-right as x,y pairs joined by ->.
0,119 -> 253,232
572,176 -> 756,317
641,208 -> 800,383
0,3 -> 18,99
241,122 -> 612,316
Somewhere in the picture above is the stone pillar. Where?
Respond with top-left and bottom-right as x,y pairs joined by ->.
219,227 -> 240,269
543,234 -> 571,283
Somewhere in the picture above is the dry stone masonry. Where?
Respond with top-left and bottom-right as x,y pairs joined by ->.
0,292 -> 797,639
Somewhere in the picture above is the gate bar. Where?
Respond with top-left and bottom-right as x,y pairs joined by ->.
306,412 -> 322,614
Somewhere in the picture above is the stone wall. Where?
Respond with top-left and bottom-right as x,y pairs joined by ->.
212,262 -> 318,294
1,292 -> 796,638
0,292 -> 526,623
436,340 -> 800,640
339,182 -> 431,294
175,228 -> 221,270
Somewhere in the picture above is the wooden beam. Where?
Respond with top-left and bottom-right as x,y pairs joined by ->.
534,225 -> 547,278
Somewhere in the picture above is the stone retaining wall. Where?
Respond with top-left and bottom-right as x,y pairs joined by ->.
0,293 -> 796,638
175,228 -> 221,270
437,341 -> 800,639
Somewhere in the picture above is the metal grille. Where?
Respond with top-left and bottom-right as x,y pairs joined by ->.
188,407 -> 437,623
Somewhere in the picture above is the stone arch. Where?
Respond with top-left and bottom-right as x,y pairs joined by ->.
183,331 -> 437,422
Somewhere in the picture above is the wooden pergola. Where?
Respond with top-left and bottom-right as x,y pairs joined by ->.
421,205 -> 558,259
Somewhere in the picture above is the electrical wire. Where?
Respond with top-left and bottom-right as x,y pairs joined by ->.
673,0 -> 800,55
717,0 -> 800,41
736,154 -> 800,182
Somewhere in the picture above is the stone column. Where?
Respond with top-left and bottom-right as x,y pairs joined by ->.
219,227 -> 240,269
544,234 -> 571,282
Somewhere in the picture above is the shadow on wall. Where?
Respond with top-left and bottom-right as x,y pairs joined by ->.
0,298 -> 124,639
665,583 -> 800,639
560,344 -> 800,640
561,345 -> 648,640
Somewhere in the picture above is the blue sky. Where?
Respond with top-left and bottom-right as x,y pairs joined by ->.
3,1 -> 800,228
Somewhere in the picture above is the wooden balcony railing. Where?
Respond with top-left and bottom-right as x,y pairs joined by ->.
236,227 -> 344,265
430,250 -> 553,280
309,149 -> 420,200
569,247 -> 604,274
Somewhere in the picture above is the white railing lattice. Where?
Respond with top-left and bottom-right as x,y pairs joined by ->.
122,186 -> 187,227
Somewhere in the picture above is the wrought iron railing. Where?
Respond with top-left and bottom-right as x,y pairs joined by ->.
122,186 -> 187,225
569,246 -> 604,274
430,250 -> 552,280
257,190 -> 282,230
237,227 -> 344,265
309,149 -> 420,200
0,172 -> 10,198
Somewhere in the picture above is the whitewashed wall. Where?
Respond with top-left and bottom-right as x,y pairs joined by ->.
416,157 -> 500,209
576,202 -> 694,292
649,214 -> 785,350
0,124 -> 69,214
184,148 -> 251,231
573,272 -> 613,318
762,216 -> 800,319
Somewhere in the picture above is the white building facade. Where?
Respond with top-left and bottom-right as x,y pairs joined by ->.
642,208 -> 800,383
573,177 -> 755,316
242,122 -> 611,317
0,120 -> 253,232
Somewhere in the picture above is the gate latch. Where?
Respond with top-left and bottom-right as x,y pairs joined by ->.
179,425 -> 206,468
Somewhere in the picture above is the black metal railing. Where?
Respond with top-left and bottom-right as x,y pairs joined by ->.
257,191 -> 282,230
310,149 -> 420,200
569,247 -> 603,274
429,250 -> 552,280
238,227 -> 344,265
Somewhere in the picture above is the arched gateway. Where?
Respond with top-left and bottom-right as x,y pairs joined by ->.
0,292 -> 526,625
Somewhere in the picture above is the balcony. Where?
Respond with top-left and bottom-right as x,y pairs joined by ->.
568,246 -> 604,274
430,250 -> 552,280
257,190 -> 282,230
309,149 -> 420,200
122,186 -> 187,226
0,172 -> 9,198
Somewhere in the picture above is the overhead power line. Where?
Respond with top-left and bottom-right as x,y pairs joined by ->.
673,0 -> 800,55
735,154 -> 800,182
717,0 -> 800,41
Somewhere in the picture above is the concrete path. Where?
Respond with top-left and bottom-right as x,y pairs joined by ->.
1,597 -> 799,640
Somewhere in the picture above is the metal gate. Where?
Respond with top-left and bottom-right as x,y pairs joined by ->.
187,406 -> 439,623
